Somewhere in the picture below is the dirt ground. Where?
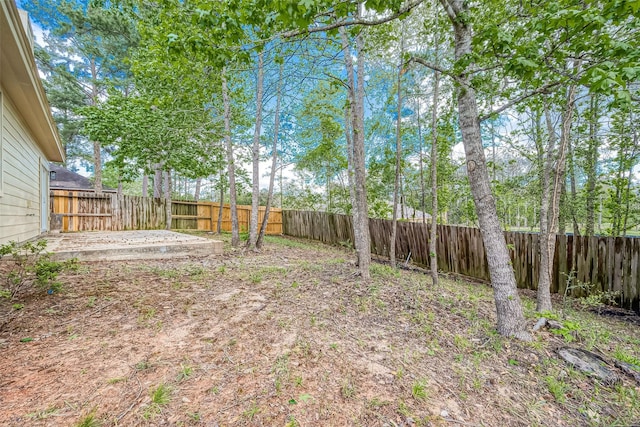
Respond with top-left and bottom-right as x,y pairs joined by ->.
1,233 -> 639,427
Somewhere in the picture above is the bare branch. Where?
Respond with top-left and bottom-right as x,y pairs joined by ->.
280,0 -> 425,38
406,56 -> 461,83
479,82 -> 561,122
438,0 -> 458,21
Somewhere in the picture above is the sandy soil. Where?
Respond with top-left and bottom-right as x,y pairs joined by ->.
0,234 -> 639,427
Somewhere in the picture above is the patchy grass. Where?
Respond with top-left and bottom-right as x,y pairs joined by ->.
0,232 -> 639,426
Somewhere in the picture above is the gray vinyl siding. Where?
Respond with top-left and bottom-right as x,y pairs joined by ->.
0,86 -> 48,244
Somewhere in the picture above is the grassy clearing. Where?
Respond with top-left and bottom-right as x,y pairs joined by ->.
0,233 -> 638,426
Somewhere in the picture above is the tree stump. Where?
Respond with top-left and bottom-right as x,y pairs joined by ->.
557,347 -> 621,386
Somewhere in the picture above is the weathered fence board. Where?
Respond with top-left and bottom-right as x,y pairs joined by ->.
170,201 -> 282,235
51,191 -> 166,231
50,191 -> 283,235
282,210 -> 640,312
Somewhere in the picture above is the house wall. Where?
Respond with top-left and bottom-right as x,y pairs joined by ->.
0,86 -> 49,245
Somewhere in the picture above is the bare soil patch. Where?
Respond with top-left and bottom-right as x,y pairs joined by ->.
1,233 -> 639,426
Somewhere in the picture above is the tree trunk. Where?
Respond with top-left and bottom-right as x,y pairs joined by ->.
416,100 -> 426,226
568,139 -> 580,236
194,178 -> 202,202
390,31 -> 405,269
93,140 -> 102,193
352,3 -> 371,279
538,104 -> 557,313
247,52 -> 264,251
217,171 -> 224,234
623,164 -> 633,237
585,95 -> 599,236
163,169 -> 172,230
222,68 -> 240,247
430,69 -> 441,286
442,0 -> 529,339
153,165 -> 163,198
89,57 -> 103,194
257,62 -> 283,250
537,79 -> 578,312
558,181 -> 567,236
340,20 -> 370,279
343,102 -> 361,260
430,8 -> 441,286
142,173 -> 148,197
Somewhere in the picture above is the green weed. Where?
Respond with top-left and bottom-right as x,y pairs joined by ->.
341,379 -> 356,399
545,376 -> 569,403
75,411 -> 101,427
412,379 -> 429,400
243,402 -> 260,419
151,383 -> 171,405
177,363 -> 193,381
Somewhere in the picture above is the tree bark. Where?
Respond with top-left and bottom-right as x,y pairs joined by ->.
537,79 -> 578,312
352,4 -> 371,279
585,95 -> 599,236
93,140 -> 103,193
441,0 -> 529,339
217,170 -> 224,234
390,30 -> 405,269
142,173 -> 148,197
194,178 -> 202,202
538,104 -> 556,312
343,102 -> 362,261
221,68 -> 240,247
568,139 -> 580,236
430,8 -> 441,286
257,62 -> 283,250
153,165 -> 163,198
416,100 -> 426,226
247,52 -> 264,251
340,17 -> 371,279
430,69 -> 441,286
90,57 -> 103,194
163,169 -> 172,230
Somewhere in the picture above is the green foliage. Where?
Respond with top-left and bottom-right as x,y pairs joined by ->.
74,411 -> 101,427
150,383 -> 172,405
551,320 -> 581,343
0,240 -> 78,299
23,0 -> 139,168
545,375 -> 569,403
144,383 -> 172,419
411,379 -> 429,400
613,348 -> 640,369
177,363 -> 193,381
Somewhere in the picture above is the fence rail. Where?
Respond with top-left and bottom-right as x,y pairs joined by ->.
171,200 -> 282,235
50,191 -> 282,235
50,191 -> 166,231
282,210 -> 640,313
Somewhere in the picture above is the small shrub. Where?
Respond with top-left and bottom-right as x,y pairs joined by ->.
0,240 -> 78,299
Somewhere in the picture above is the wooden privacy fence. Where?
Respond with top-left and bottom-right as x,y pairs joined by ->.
171,200 -> 282,235
50,190 -> 166,231
282,210 -> 640,312
50,191 -> 283,234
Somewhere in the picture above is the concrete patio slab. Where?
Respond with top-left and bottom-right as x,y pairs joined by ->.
45,230 -> 223,261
